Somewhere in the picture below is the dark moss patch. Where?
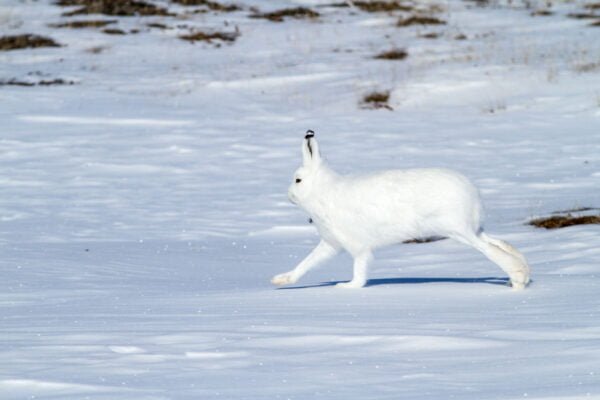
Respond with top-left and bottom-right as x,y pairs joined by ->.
352,1 -> 413,12
171,0 -> 240,11
58,0 -> 173,17
403,236 -> 446,244
103,28 -> 127,34
179,30 -> 238,43
0,78 -> 76,86
0,34 -> 62,51
374,48 -> 408,60
251,7 -> 319,22
50,19 -> 117,28
361,90 -> 393,110
397,15 -> 446,27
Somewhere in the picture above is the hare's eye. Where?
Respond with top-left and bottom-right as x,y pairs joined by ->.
295,178 -> 302,183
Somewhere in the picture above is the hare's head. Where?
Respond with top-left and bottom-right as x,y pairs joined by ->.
288,131 -> 325,205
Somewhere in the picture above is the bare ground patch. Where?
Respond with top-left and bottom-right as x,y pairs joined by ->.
374,48 -> 408,60
0,34 -> 62,51
250,7 -> 319,22
50,19 -> 117,28
170,0 -> 240,12
179,30 -> 239,43
0,78 -> 76,86
352,1 -> 414,12
529,208 -> 600,229
57,0 -> 173,17
361,90 -> 393,110
397,15 -> 446,27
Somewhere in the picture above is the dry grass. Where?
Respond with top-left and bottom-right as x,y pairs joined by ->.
353,1 -> 413,12
529,214 -> 600,229
584,3 -> 600,10
397,15 -> 446,27
57,0 -> 173,17
179,30 -> 238,43
419,32 -> 441,39
530,207 -> 600,229
0,78 -> 75,86
251,7 -> 319,22
531,9 -> 554,16
374,48 -> 408,60
361,90 -> 393,110
0,34 -> 61,51
590,20 -> 600,26
103,28 -> 126,34
171,0 -> 240,12
567,12 -> 599,19
49,19 -> 117,28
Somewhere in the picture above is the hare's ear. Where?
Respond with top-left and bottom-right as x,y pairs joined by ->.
302,130 -> 321,167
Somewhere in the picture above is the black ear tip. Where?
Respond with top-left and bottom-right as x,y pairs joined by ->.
305,129 -> 315,139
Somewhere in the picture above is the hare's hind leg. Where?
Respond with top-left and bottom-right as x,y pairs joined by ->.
336,251 -> 373,289
452,231 -> 530,290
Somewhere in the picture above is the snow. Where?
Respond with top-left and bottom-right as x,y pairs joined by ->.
1,0 -> 600,398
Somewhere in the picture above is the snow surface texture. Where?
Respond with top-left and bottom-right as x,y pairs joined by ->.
1,0 -> 600,399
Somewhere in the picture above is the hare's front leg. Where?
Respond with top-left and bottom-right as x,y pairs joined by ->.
271,240 -> 339,286
336,252 -> 373,289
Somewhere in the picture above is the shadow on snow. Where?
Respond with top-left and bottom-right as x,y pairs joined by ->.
278,276 -> 510,290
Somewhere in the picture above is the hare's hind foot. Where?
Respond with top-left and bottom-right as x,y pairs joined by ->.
271,271 -> 297,286
335,279 -> 367,289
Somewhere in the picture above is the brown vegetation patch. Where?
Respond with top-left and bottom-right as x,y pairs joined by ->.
179,30 -> 238,43
374,48 -> 408,60
147,22 -> 171,29
529,214 -> 600,229
531,9 -> 553,16
50,19 -> 117,28
454,33 -> 467,40
0,78 -> 76,86
361,90 -> 393,110
171,0 -> 240,11
397,15 -> 446,27
567,12 -> 599,19
584,3 -> 600,10
530,208 -> 600,229
103,28 -> 127,34
251,7 -> 319,22
420,32 -> 440,39
352,1 -> 413,12
0,34 -> 62,51
590,20 -> 600,26
57,0 -> 173,17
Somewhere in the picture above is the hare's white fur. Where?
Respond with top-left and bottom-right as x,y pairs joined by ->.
272,133 -> 530,290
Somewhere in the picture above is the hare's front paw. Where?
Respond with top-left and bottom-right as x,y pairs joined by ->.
335,280 -> 366,289
271,271 -> 297,286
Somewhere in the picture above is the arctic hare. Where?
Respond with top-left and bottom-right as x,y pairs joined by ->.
271,131 -> 530,290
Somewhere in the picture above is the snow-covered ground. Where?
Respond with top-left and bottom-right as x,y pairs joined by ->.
1,0 -> 600,398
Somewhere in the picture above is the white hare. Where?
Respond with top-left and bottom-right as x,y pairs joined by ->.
271,131 -> 530,290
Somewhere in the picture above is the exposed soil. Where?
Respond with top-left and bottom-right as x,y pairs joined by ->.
529,208 -> 600,229
251,7 -> 319,22
179,30 -> 238,43
170,0 -> 240,12
420,32 -> 441,39
361,90 -> 393,110
353,1 -> 414,12
397,15 -> 446,26
0,34 -> 62,51
103,28 -> 127,34
531,9 -> 554,16
57,0 -> 173,17
0,78 -> 76,86
374,48 -> 408,60
567,12 -> 599,19
50,19 -> 117,28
